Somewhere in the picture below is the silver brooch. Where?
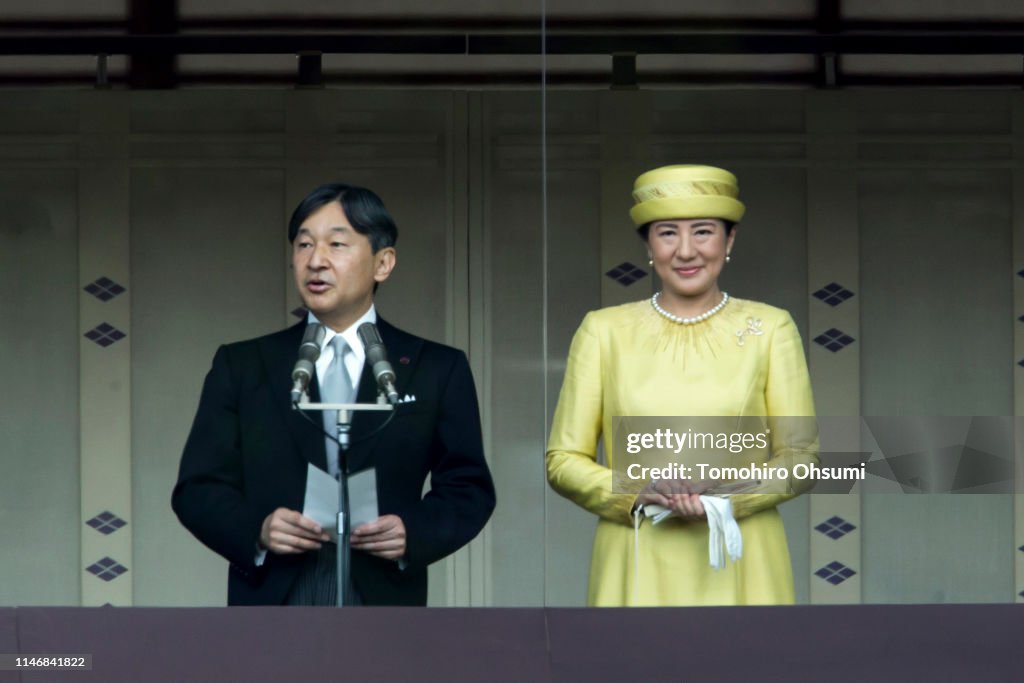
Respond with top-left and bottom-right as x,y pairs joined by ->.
736,317 -> 764,346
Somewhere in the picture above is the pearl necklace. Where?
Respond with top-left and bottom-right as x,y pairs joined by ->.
650,291 -> 730,325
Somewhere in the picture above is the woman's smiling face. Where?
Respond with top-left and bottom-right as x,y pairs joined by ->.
647,218 -> 735,308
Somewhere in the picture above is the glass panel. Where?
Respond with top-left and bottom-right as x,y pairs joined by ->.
0,168 -> 80,606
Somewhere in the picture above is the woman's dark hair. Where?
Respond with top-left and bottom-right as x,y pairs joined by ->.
288,183 -> 398,253
637,219 -> 736,240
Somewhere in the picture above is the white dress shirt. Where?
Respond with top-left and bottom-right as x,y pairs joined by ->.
311,306 -> 375,406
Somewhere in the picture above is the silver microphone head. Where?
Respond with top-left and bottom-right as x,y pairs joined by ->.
291,323 -> 326,404
357,322 -> 399,404
298,323 -> 326,363
357,322 -> 382,352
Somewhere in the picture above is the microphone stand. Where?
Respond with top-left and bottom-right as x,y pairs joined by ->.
296,393 -> 392,606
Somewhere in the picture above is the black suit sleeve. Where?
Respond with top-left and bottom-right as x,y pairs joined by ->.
171,345 -> 265,571
401,351 -> 495,570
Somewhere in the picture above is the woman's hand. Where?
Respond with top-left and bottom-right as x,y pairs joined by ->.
635,479 -> 707,520
668,492 -> 706,520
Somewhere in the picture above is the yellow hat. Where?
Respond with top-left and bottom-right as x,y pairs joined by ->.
629,165 -> 745,226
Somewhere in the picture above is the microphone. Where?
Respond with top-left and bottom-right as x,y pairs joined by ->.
290,323 -> 326,404
357,322 -> 400,405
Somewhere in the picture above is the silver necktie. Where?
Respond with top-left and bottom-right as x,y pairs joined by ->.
321,336 -> 354,477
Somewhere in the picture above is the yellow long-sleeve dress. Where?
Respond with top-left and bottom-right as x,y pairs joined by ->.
546,297 -> 818,606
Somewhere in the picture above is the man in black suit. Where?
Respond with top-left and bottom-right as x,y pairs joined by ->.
172,183 -> 495,606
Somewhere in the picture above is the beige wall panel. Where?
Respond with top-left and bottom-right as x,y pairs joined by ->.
598,91 -> 654,309
486,167 -> 547,605
860,168 -> 1013,603
285,90 -> 449,138
805,93 -> 863,604
650,91 -> 807,135
542,168 -> 602,606
853,92 -> 1011,135
863,496 -> 1013,603
860,169 -> 1011,416
482,92 -> 548,606
78,160 -> 133,607
130,91 -> 287,135
0,92 -> 78,136
0,168 -> 80,606
715,165 -> 808,329
131,167 -> 286,606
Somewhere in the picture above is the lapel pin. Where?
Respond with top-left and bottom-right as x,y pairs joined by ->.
399,356 -> 410,365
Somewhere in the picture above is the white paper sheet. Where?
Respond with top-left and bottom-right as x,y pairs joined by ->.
301,463 -> 379,542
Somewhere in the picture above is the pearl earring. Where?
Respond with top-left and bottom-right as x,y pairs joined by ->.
725,254 -> 731,263
648,259 -> 653,266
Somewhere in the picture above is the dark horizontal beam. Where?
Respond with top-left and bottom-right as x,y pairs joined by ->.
10,16 -> 1024,36
0,34 -> 467,56
532,33 -> 1024,56
5,70 -> 1024,89
9,17 -> 1024,33
2,32 -> 1024,56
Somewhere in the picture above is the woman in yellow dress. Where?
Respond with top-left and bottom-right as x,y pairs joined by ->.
546,165 -> 819,606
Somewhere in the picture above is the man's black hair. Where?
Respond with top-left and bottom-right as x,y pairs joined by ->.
288,183 -> 398,253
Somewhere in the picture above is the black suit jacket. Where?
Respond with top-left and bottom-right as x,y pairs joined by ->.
171,318 -> 495,606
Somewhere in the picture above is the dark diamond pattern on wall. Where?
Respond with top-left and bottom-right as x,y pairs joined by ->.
813,328 -> 855,353
814,515 -> 857,540
85,557 -> 128,582
605,262 -> 648,287
83,323 -> 126,347
85,511 -> 127,535
812,282 -> 855,307
83,277 -> 126,302
814,561 -> 857,586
